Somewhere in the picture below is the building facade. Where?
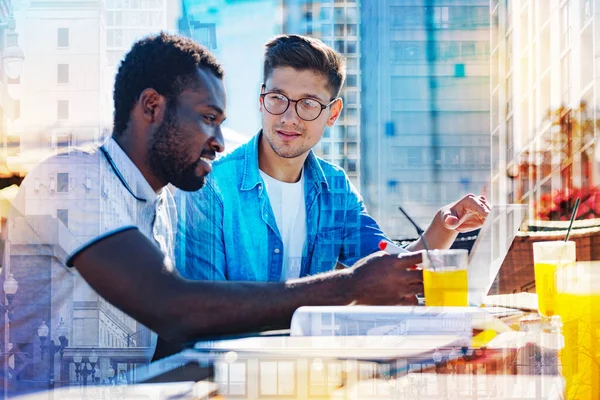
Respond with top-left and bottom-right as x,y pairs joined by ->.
3,1 -> 180,393
491,0 -> 599,217
179,0 -> 280,137
0,0 -> 23,183
361,0 -> 491,240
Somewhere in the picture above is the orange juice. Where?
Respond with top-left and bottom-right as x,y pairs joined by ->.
533,241 -> 576,317
556,292 -> 600,400
423,267 -> 468,306
535,261 -> 574,317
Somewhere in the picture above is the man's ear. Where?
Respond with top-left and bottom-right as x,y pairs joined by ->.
139,88 -> 166,124
259,83 -> 265,113
326,98 -> 343,127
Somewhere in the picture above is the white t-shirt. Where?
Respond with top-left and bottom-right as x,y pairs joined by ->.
4,138 -> 176,386
259,169 -> 307,280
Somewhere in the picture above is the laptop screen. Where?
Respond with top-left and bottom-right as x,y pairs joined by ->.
467,204 -> 528,306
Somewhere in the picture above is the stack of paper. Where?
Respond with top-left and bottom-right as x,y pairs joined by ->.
290,306 -> 498,339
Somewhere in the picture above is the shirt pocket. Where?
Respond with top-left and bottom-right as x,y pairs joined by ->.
311,226 -> 345,274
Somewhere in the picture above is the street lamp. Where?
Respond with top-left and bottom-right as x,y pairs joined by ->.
1,273 -> 18,320
37,318 -> 69,389
73,349 -> 98,387
0,15 -> 25,80
1,273 -> 18,396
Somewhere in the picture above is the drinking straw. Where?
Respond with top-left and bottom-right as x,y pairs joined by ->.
565,197 -> 581,242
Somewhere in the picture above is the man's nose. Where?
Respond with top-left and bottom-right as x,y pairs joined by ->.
211,127 -> 225,153
281,100 -> 301,124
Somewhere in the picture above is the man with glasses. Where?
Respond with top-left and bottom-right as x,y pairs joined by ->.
175,34 -> 489,283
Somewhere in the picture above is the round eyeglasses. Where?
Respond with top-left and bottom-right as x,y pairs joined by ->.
260,92 -> 338,121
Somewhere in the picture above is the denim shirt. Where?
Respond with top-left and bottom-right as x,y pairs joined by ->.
175,132 -> 395,282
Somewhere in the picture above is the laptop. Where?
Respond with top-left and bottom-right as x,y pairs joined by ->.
465,204 -> 528,306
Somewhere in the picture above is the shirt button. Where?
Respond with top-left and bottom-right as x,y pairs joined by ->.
274,248 -> 280,254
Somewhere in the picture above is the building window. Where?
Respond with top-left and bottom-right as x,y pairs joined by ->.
57,173 -> 69,193
107,29 -> 123,47
347,142 -> 358,156
346,57 -> 358,71
346,6 -> 358,22
57,209 -> 69,227
320,5 -> 332,20
347,159 -> 357,173
346,107 -> 358,122
334,40 -> 344,53
347,125 -> 358,139
582,0 -> 593,24
215,362 -> 247,396
54,133 -> 72,156
407,148 -> 423,166
506,33 -> 513,71
259,361 -> 295,396
390,6 -> 424,27
310,361 -> 344,395
191,23 -> 217,50
345,91 -> 357,105
57,100 -> 69,120
347,23 -> 357,36
334,23 -> 345,36
561,2 -> 571,50
321,142 -> 331,156
346,75 -> 357,87
57,28 -> 69,47
562,52 -> 571,105
391,41 -> 426,63
347,41 -> 357,54
57,64 -> 69,84
434,6 -> 449,28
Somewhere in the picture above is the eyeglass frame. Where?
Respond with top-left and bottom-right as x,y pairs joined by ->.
259,88 -> 340,121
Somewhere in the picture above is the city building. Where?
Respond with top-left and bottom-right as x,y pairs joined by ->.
105,0 -> 180,82
361,1 -> 491,240
2,1 -> 181,393
0,0 -> 24,186
491,0 -> 599,217
179,0 -> 279,137
8,1 -> 111,179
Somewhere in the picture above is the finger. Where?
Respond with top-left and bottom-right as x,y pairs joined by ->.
396,251 -> 424,266
443,213 -> 461,229
465,196 -> 490,217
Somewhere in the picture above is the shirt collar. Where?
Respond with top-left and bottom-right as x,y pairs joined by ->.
102,137 -> 160,203
240,130 -> 328,191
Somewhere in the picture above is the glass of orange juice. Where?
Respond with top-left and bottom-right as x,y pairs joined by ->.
532,241 -> 576,317
556,261 -> 600,400
422,249 -> 469,307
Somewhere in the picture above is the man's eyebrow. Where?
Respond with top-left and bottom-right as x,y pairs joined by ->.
266,87 -> 328,102
204,104 -> 225,116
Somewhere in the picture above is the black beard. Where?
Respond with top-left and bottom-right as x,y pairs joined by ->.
147,105 -> 207,192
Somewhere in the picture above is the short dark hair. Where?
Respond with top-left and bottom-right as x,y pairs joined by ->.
263,34 -> 345,98
113,32 -> 224,136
